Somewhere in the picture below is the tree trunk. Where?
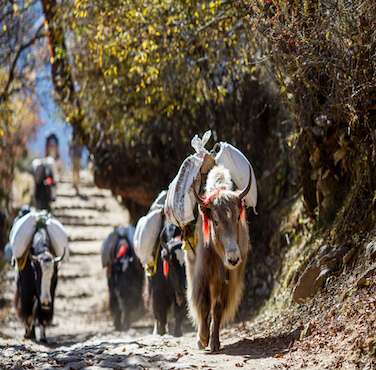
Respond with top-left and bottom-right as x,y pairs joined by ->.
40,0 -> 85,139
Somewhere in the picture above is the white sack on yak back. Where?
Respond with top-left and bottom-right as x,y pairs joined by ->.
215,142 -> 258,214
164,130 -> 212,227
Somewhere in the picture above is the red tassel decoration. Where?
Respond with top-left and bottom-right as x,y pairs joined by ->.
239,204 -> 246,223
44,177 -> 54,186
117,243 -> 129,258
203,212 -> 210,246
163,260 -> 169,279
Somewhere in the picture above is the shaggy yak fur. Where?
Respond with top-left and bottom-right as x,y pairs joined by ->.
185,165 -> 250,352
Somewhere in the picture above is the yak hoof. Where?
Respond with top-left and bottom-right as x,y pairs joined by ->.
173,327 -> 182,337
24,326 -> 36,340
153,321 -> 166,336
197,331 -> 209,350
114,315 -> 122,331
210,339 -> 220,353
197,335 -> 208,350
197,340 -> 206,350
39,326 -> 47,343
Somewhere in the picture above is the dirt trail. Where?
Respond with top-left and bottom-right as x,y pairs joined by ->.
0,173 -> 285,370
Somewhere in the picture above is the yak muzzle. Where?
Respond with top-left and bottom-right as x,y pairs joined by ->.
224,248 -> 242,270
40,299 -> 51,310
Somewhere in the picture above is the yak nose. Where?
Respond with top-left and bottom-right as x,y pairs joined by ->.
41,299 -> 51,308
225,248 -> 242,269
228,256 -> 240,266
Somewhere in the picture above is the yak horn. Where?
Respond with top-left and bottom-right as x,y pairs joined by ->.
54,248 -> 66,263
238,165 -> 252,200
192,185 -> 206,208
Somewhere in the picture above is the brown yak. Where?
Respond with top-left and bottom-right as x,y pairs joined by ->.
185,165 -> 251,352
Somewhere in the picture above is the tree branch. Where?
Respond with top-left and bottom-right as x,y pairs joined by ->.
0,24 -> 45,103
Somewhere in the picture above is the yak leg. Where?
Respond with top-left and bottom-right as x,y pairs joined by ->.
24,323 -> 36,340
173,300 -> 184,337
196,291 -> 210,350
153,316 -> 167,335
110,282 -> 122,330
24,315 -> 36,340
119,300 -> 130,331
39,325 -> 47,342
25,300 -> 38,340
152,298 -> 167,335
209,300 -> 222,353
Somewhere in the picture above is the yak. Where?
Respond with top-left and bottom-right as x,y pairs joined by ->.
186,165 -> 251,352
15,227 -> 63,341
106,226 -> 144,331
33,162 -> 56,212
146,221 -> 187,337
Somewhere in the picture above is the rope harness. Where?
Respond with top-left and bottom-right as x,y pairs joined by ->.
181,227 -> 197,254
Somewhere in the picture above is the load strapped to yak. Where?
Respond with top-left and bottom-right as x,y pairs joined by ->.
133,191 -> 166,275
133,130 -> 257,273
164,130 -> 257,249
9,209 -> 69,269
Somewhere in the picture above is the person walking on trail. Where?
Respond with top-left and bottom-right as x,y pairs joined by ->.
45,132 -> 63,178
69,135 -> 83,195
45,133 -> 59,160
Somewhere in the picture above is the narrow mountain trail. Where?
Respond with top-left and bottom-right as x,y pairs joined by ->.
0,172 -> 291,370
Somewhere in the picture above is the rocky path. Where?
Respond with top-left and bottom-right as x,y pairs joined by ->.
0,173 -> 285,370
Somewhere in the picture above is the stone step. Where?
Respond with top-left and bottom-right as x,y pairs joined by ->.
54,204 -> 107,212
65,225 -> 114,238
54,198 -> 110,210
58,219 -> 115,228
53,210 -> 128,227
53,209 -> 101,219
56,192 -> 107,199
58,177 -> 94,186
68,235 -> 102,243
69,241 -> 101,256
56,185 -> 112,198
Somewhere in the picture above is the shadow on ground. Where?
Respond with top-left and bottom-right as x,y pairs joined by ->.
221,327 -> 301,359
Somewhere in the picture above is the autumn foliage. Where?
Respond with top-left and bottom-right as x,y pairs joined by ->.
56,0 -> 282,218
241,1 -> 376,230
45,0 -> 375,232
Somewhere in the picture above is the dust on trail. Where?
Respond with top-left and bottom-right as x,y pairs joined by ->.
0,172 -> 283,370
